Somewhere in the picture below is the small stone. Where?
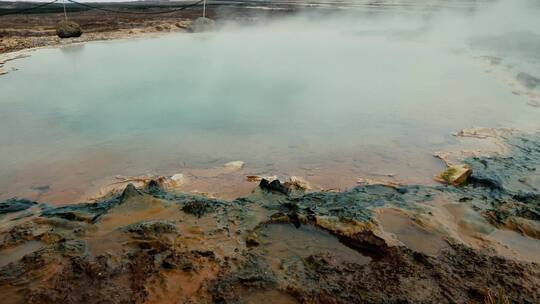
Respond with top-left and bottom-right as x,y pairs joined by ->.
224,161 -> 245,170
245,175 -> 277,182
435,164 -> 472,186
259,179 -> 289,195
283,176 -> 311,191
246,232 -> 260,247
171,173 -> 184,181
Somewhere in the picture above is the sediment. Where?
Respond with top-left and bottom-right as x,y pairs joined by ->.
1,133 -> 540,303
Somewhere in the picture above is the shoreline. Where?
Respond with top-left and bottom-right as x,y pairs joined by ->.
0,1 -> 299,56
0,29 -> 188,76
0,19 -> 193,57
1,130 -> 540,303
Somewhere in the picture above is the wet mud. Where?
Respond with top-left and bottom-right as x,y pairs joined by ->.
2,133 -> 540,303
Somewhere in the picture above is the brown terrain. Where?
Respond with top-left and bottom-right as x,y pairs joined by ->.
0,1 -> 294,54
2,130 -> 540,303
1,10 -> 212,54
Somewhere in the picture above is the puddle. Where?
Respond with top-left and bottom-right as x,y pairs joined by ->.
490,229 -> 540,264
443,203 -> 494,236
261,223 -> 371,271
377,208 -> 449,256
85,230 -> 132,256
84,196 -> 180,255
0,240 -> 44,267
97,197 -> 175,233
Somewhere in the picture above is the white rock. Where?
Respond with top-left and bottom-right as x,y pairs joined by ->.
223,161 -> 245,170
171,173 -> 185,181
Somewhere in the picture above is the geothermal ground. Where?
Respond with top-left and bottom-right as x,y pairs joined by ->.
2,131 -> 540,303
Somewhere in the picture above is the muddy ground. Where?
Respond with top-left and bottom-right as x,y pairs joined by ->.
1,131 -> 540,303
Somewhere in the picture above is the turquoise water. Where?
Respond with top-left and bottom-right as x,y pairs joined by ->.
1,15 -> 539,202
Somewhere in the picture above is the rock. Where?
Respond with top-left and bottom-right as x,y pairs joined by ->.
245,175 -> 277,182
55,20 -> 82,39
42,207 -> 96,223
256,176 -> 312,193
283,176 -> 312,191
41,190 -> 126,223
0,198 -> 37,215
246,231 -> 260,247
259,179 -> 289,195
517,72 -> 540,89
146,179 -> 164,193
120,183 -> 142,202
223,160 -> 245,171
182,199 -> 216,218
188,17 -> 216,33
171,173 -> 185,182
161,173 -> 186,188
435,164 -> 472,186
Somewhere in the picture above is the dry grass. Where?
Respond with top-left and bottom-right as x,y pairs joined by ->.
484,289 -> 511,304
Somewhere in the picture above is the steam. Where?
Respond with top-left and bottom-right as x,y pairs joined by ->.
2,0 -> 540,199
214,0 -> 540,60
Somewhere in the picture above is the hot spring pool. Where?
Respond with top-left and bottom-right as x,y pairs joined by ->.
1,12 -> 539,203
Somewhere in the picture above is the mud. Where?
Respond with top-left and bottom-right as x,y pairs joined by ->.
0,199 -> 37,215
1,133 -> 540,303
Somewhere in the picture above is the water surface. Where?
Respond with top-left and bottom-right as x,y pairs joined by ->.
1,9 -> 539,203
